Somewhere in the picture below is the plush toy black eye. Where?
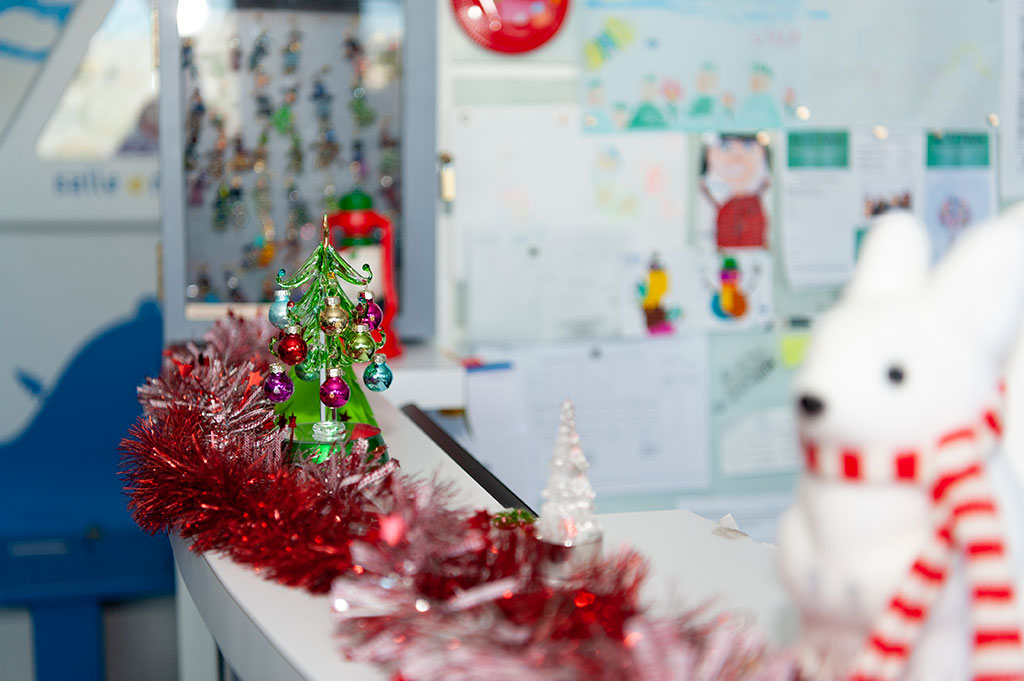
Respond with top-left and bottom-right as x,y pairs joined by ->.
887,364 -> 905,385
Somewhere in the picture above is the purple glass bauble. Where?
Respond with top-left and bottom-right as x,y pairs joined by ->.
263,371 -> 294,403
319,375 -> 350,407
358,300 -> 383,330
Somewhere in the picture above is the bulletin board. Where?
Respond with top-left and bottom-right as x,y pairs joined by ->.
176,2 -> 403,306
444,0 -> 1007,542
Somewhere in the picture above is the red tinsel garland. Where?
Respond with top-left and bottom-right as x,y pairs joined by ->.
120,318 -> 794,681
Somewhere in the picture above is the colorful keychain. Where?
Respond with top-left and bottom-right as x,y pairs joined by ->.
213,182 -> 230,231
181,37 -> 197,79
206,113 -> 227,179
312,128 -> 340,169
285,178 -> 311,243
287,131 -> 304,175
229,36 -> 242,71
184,88 -> 206,171
252,127 -> 270,173
224,266 -> 246,303
311,70 -> 341,168
283,27 -> 302,74
228,134 -> 251,173
187,169 -> 208,207
229,175 -> 248,230
248,30 -> 270,71
350,139 -> 367,183
311,70 -> 333,122
253,67 -> 273,120
343,27 -> 377,129
273,86 -> 298,135
377,114 -> 400,210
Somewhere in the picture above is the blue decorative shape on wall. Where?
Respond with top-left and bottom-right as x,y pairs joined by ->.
14,368 -> 48,400
0,297 -> 163,538
0,0 -> 75,62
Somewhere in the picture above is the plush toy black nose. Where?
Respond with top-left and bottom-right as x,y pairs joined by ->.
798,394 -> 825,417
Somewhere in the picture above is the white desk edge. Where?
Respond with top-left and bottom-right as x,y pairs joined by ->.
173,392 -> 797,681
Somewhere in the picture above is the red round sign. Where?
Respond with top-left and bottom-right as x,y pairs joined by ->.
452,0 -> 570,54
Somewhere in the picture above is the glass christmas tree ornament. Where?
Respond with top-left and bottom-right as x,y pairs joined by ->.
294,356 -> 319,382
346,324 -> 376,362
319,367 -> 350,407
262,362 -> 294,403
276,325 -> 308,365
356,290 -> 383,330
319,296 -> 349,335
272,216 -> 387,445
363,354 -> 392,392
536,400 -> 603,586
269,289 -> 291,328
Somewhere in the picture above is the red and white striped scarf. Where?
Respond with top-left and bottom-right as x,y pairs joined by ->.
801,406 -> 1024,681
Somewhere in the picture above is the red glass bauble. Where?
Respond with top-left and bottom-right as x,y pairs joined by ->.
277,334 -> 308,365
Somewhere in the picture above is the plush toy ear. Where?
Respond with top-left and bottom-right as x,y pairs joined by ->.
843,212 -> 930,302
928,204 -> 1024,363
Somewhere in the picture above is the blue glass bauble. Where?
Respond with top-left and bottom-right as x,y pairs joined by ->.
363,356 -> 393,392
268,289 -> 291,329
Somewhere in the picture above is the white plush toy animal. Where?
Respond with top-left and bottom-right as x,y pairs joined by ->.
777,208 -> 1024,681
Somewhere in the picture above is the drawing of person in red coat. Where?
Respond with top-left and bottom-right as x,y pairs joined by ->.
699,133 -> 771,250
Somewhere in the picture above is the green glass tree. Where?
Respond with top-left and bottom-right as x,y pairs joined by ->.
266,216 -> 391,444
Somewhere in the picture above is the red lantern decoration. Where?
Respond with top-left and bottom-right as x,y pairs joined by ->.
327,190 -> 403,358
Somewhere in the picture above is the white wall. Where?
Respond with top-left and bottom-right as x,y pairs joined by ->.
434,0 -> 582,351
0,228 -> 159,442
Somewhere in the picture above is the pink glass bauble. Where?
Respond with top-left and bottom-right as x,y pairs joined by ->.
357,291 -> 383,330
320,373 -> 350,407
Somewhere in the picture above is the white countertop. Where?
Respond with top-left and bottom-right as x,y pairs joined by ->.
377,343 -> 465,411
173,392 -> 796,681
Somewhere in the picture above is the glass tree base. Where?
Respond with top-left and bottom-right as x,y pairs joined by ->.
537,536 -> 603,588
312,419 -> 346,443
289,421 -> 388,465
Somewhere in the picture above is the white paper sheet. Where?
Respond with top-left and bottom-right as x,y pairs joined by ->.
621,247 -> 773,335
781,129 -> 927,290
468,335 -> 712,506
719,406 -> 800,477
922,131 -> 996,262
801,0 -> 1000,128
580,1 -> 807,133
466,226 -> 629,343
923,169 -> 996,262
853,129 -> 924,219
585,133 -> 689,250
694,132 -> 774,254
676,493 -> 795,544
451,107 -> 588,233
1001,0 -> 1024,200
581,0 -> 998,131
464,363 -> 539,502
451,106 -> 687,246
452,106 -> 690,344
780,160 -> 858,289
